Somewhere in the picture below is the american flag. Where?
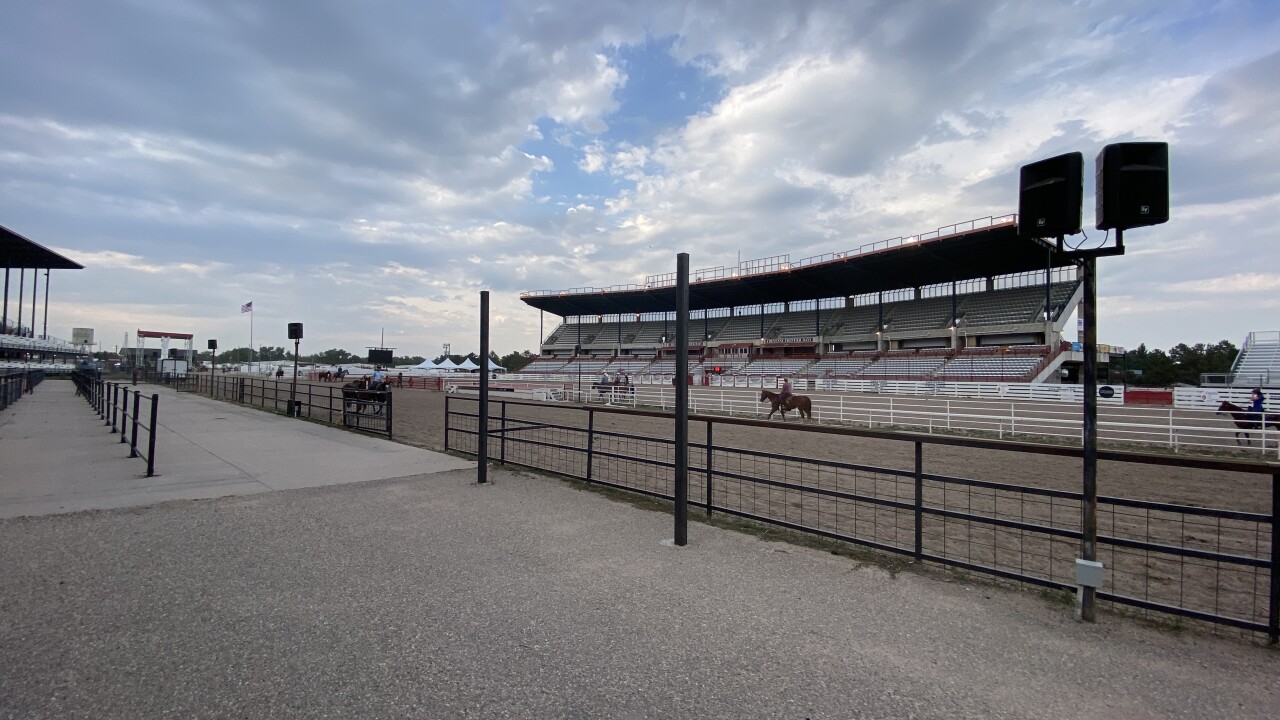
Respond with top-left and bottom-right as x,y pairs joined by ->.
241,301 -> 253,313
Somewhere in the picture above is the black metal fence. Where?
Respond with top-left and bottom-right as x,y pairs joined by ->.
446,396 -> 1280,642
1,369 -> 44,410
71,371 -> 160,477
180,373 -> 393,438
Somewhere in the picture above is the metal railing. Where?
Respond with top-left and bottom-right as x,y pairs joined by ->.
446,396 -> 1280,641
182,373 -> 393,438
444,380 -> 1279,458
72,371 -> 160,477
1,369 -> 44,410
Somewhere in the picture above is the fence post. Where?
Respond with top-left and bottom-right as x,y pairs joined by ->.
586,408 -> 595,481
386,389 -> 394,441
444,394 -> 451,451
1269,469 -> 1279,645
706,421 -> 714,516
914,441 -> 924,560
129,390 -> 140,458
500,401 -> 507,465
146,394 -> 159,477
118,386 -> 127,439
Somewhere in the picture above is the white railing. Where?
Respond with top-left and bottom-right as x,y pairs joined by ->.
469,375 -> 1278,457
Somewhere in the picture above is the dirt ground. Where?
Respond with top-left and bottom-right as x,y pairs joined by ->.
248,379 -> 1278,633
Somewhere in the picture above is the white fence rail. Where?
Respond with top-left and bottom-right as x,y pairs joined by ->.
460,376 -> 1279,458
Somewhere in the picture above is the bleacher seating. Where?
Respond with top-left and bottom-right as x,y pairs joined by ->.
1231,332 -> 1280,384
860,355 -> 948,377
738,358 -> 814,375
518,357 -> 569,373
605,359 -> 653,374
821,305 -> 882,338
809,357 -> 875,376
886,296 -> 953,333
713,315 -> 770,342
770,312 -> 820,339
934,356 -> 1041,380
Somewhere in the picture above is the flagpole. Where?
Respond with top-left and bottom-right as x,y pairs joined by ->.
250,308 -> 254,371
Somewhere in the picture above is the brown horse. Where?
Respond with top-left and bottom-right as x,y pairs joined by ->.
759,388 -> 812,421
343,377 -> 389,415
317,370 -> 334,382
1216,401 -> 1280,445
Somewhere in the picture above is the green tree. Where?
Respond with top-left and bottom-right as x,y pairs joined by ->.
498,350 -> 535,371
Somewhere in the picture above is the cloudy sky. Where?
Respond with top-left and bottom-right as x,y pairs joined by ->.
2,0 -> 1278,358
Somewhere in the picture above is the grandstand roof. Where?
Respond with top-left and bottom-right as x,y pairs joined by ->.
522,219 -> 1072,317
1,225 -> 84,270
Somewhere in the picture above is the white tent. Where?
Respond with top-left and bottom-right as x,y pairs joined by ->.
435,357 -> 460,370
412,359 -> 439,370
456,358 -> 480,370
486,358 -> 505,371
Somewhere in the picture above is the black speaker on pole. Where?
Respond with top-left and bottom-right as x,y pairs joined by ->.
287,322 -> 303,340
208,339 -> 217,350
1096,142 -> 1168,231
1018,152 -> 1083,238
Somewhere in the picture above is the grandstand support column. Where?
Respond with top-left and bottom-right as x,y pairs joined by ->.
674,253 -> 689,546
1080,254 -> 1099,623
42,270 -> 50,340
30,266 -> 37,340
16,268 -> 24,334
2,262 -> 8,333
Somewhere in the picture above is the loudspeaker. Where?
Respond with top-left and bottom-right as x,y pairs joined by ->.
1096,142 -> 1168,231
208,339 -> 217,350
1018,152 -> 1083,238
287,322 -> 303,340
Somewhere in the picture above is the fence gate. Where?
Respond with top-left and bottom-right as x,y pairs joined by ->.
342,389 -> 393,438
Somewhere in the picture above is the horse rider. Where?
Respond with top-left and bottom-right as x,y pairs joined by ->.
599,369 -> 612,386
370,366 -> 387,390
1251,387 -> 1266,421
779,377 -> 793,407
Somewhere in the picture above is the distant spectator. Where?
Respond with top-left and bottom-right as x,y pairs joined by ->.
397,371 -> 404,388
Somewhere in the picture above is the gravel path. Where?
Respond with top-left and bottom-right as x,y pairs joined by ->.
3,467 -> 1277,719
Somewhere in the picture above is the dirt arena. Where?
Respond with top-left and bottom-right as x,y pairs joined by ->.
235,378 -> 1277,633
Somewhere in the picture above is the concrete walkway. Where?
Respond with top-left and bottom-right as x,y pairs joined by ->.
0,380 -> 471,518
2,381 -> 1278,718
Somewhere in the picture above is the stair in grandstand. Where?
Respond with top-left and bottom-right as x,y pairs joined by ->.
1225,331 -> 1280,385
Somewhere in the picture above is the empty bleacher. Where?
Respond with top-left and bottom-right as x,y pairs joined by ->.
713,315 -> 771,342
518,357 -> 570,373
821,305 -> 882,339
1231,331 -> 1280,384
738,358 -> 814,375
860,354 -> 948,377
769,311 -> 820,340
934,355 -> 1041,380
809,356 -> 875,376
886,296 -> 953,333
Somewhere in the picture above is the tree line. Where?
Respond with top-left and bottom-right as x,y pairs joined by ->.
1122,340 -> 1237,387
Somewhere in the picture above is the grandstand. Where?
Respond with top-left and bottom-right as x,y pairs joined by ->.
2,225 -> 86,374
1203,331 -> 1280,386
519,216 -> 1088,384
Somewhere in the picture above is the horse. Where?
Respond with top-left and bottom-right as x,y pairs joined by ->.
1216,401 -> 1280,445
759,388 -> 812,421
343,378 -> 390,415
317,370 -> 334,382
593,378 -> 635,403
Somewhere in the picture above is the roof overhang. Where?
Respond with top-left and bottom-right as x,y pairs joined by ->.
1,225 -> 85,270
522,221 -> 1072,317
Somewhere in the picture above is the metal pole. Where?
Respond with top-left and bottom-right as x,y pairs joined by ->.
146,394 -> 159,477
705,421 -> 713,516
674,253 -> 690,546
129,390 -> 140,458
478,290 -> 489,484
500,401 -> 507,465
290,338 -> 299,416
586,409 -> 594,480
29,267 -> 37,339
914,441 -> 924,560
42,270 -> 49,339
2,263 -> 8,333
16,268 -> 24,334
1080,255 -> 1099,622
119,386 -> 128,442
